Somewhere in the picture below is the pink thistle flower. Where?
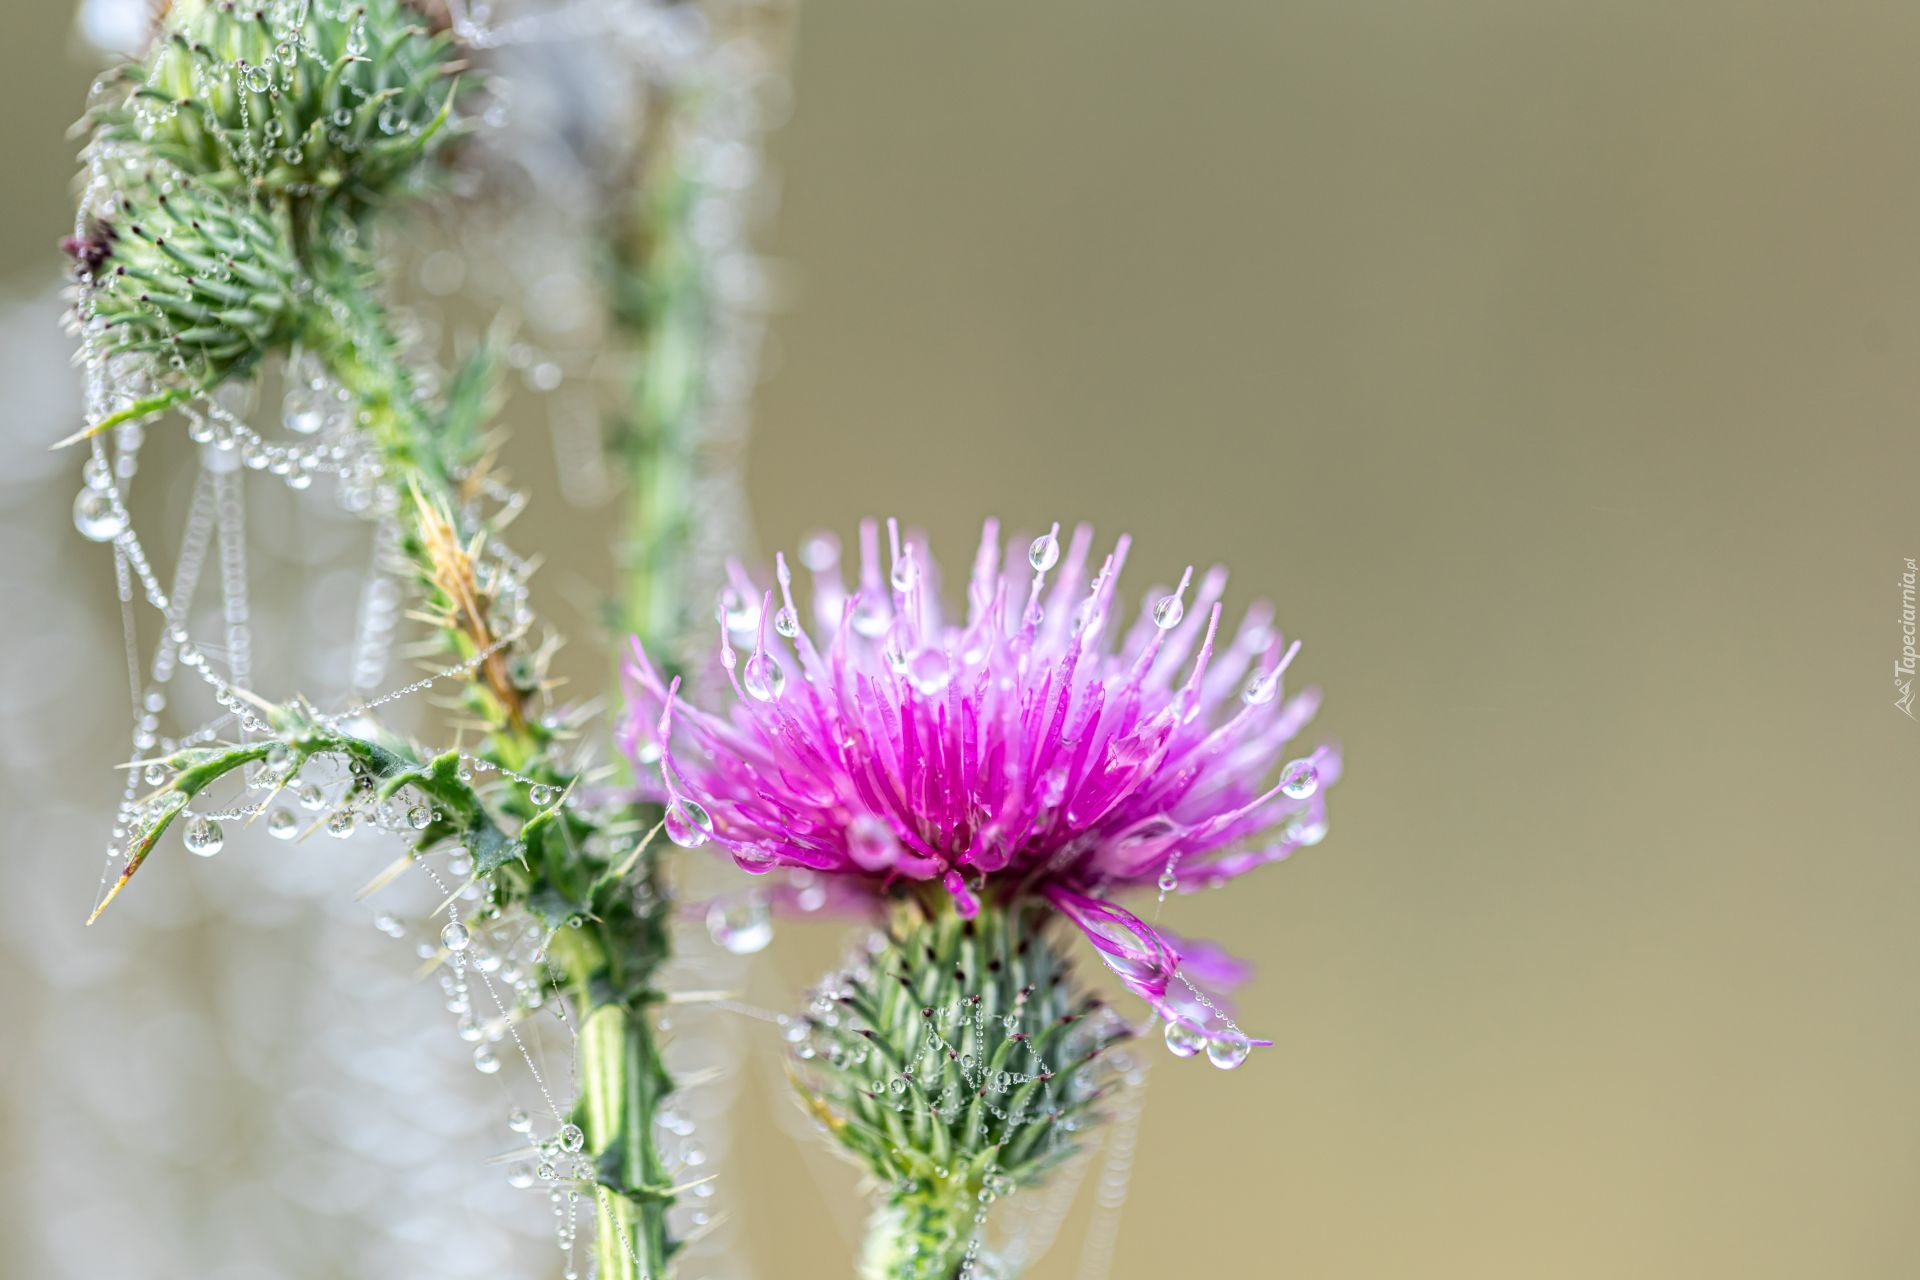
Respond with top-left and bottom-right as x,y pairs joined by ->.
621,518 -> 1340,1050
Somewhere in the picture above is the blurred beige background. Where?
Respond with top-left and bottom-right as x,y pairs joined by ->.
4,2 -> 1918,1278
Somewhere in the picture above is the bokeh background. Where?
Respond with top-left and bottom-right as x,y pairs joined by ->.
3,3 -> 1917,1278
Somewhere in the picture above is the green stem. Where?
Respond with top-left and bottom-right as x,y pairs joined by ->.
860,1191 -> 984,1280
553,895 -> 676,1280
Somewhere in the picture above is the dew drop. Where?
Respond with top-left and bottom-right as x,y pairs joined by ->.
1157,868 -> 1179,894
1206,1034 -> 1251,1070
441,921 -> 471,952
1028,530 -> 1060,573
846,813 -> 900,870
773,607 -> 800,638
664,797 -> 713,849
1163,1021 -> 1207,1058
508,1107 -> 533,1134
799,531 -> 839,572
267,807 -> 298,840
298,784 -> 327,811
706,897 -> 773,955
326,810 -> 356,838
1243,669 -> 1280,706
473,1045 -> 501,1075
905,649 -> 950,696
851,597 -> 891,638
144,763 -> 167,786
529,785 -> 552,807
507,1163 -> 534,1189
183,816 -> 223,857
1279,758 -> 1320,800
1287,813 -> 1329,847
73,487 -> 127,541
559,1123 -> 585,1153
743,653 -> 786,702
1152,593 -> 1185,630
407,803 -> 432,830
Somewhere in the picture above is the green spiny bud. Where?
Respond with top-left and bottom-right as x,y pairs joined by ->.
72,173 -> 304,388
67,1 -> 467,425
87,0 -> 462,213
794,900 -> 1137,1280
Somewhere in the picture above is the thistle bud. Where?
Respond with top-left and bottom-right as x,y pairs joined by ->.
794,901 -> 1135,1280
87,0 -> 462,211
69,0 -> 466,417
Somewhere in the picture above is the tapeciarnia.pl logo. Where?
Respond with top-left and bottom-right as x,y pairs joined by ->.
1899,558 -> 1917,718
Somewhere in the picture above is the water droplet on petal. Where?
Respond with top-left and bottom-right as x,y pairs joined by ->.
851,597 -> 891,638
1163,1021 -> 1206,1058
846,813 -> 900,870
1280,758 -> 1320,800
743,653 -> 786,701
906,648 -> 950,696
664,797 -> 713,848
773,607 -> 800,638
1206,1035 -> 1252,1070
1243,669 -> 1280,706
183,816 -> 223,857
73,487 -> 126,541
441,921 -> 471,952
1152,593 -> 1185,630
1028,531 -> 1061,573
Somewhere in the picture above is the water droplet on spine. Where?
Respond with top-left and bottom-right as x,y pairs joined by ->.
183,816 -> 223,857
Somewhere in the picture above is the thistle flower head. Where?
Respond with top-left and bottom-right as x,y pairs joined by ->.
622,518 -> 1341,1046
